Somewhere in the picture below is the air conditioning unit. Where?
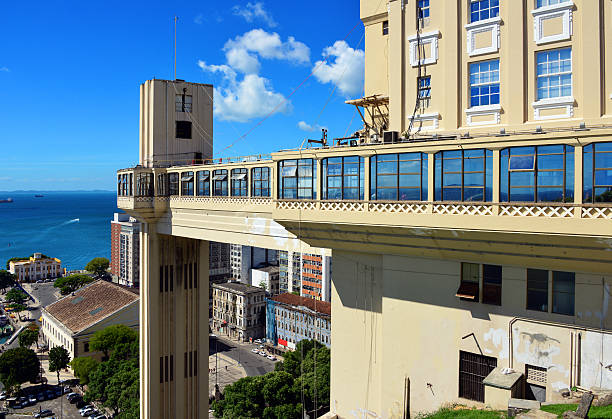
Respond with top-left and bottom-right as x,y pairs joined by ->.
383,131 -> 399,144
369,134 -> 380,143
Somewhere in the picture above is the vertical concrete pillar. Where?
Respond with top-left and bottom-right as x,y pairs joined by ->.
427,152 -> 435,202
140,227 -> 209,419
389,0 -> 405,133
363,154 -> 371,203
574,144 -> 583,217
140,223 -> 161,419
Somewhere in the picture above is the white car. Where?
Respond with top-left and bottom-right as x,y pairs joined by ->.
254,339 -> 262,344
267,355 -> 277,361
258,351 -> 266,356
251,348 -> 258,353
79,405 -> 94,415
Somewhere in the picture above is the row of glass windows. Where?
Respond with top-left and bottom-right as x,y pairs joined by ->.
469,48 -> 571,108
149,142 -> 612,203
160,167 -> 271,197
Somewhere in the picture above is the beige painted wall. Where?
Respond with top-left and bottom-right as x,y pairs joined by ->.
361,0 -> 612,135
330,250 -> 611,417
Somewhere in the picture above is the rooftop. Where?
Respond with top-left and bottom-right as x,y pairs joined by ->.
253,265 -> 280,274
44,280 -> 139,334
270,293 -> 331,316
212,281 -> 265,295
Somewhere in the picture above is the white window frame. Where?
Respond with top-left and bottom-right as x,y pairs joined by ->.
408,31 -> 440,67
465,104 -> 502,126
532,1 -> 573,45
533,48 -> 573,120
465,16 -> 501,56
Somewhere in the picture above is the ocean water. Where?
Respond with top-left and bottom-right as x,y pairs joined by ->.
0,191 -> 118,270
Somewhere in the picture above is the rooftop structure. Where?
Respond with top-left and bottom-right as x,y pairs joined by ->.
41,280 -> 139,360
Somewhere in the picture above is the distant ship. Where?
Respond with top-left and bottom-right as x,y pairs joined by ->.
0,198 -> 13,203
34,194 -> 44,198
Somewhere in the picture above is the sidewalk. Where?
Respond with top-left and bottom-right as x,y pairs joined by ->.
208,351 -> 246,393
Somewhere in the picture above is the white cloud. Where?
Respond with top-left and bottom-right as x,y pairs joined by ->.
200,60 -> 290,122
0,67 -> 9,72
213,74 -> 291,122
223,29 -> 310,74
312,40 -> 364,96
197,29 -> 309,121
297,121 -> 326,132
225,47 -> 260,74
233,2 -> 277,27
194,14 -> 204,25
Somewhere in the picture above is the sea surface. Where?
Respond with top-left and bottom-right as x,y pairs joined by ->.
0,191 -> 118,270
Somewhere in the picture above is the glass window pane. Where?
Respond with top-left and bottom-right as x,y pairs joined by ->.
464,188 -> 485,201
510,187 -> 535,202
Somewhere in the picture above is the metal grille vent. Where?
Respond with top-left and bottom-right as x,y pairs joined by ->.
526,365 -> 547,385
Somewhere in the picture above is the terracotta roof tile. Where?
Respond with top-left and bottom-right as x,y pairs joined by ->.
44,280 -> 139,334
270,293 -> 331,316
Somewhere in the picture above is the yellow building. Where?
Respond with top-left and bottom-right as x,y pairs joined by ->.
118,2 -> 612,418
9,253 -> 62,282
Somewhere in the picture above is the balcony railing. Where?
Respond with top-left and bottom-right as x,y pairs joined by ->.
117,135 -> 612,222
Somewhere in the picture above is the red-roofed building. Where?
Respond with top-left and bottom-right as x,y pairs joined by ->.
265,293 -> 331,351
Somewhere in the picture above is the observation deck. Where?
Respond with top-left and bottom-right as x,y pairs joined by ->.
118,126 -> 612,273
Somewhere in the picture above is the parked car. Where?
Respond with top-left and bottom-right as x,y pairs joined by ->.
258,351 -> 266,356
254,339 -> 262,344
29,394 -> 37,403
81,408 -> 97,417
251,348 -> 258,353
75,399 -> 88,409
93,415 -> 107,419
267,355 -> 277,361
36,392 -> 45,401
0,391 -> 7,400
79,405 -> 94,415
35,410 -> 54,418
66,392 -> 78,400
70,395 -> 83,404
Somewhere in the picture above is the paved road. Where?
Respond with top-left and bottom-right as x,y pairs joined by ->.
209,335 -> 276,377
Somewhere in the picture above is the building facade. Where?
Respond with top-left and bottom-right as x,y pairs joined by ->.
211,282 -> 266,341
209,242 -> 231,316
277,250 -> 332,301
266,293 -> 331,351
41,280 -> 139,361
118,1 -> 612,413
230,244 -> 277,285
111,213 -> 141,287
251,265 -> 280,296
9,253 -> 62,282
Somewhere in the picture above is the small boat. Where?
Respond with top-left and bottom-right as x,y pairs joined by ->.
34,194 -> 44,198
0,198 -> 13,203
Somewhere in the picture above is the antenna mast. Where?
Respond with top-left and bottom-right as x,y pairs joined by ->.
174,16 -> 178,80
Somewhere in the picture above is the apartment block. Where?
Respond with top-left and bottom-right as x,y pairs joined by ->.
278,250 -> 332,301
110,212 -> 140,287
251,265 -> 280,296
230,244 -> 277,285
211,282 -> 266,342
265,293 -> 331,352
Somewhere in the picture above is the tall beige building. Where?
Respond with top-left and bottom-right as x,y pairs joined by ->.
118,2 -> 612,418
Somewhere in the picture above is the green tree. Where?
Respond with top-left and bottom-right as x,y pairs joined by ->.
53,274 -> 94,295
0,270 -> 16,291
90,324 -> 138,360
49,346 -> 71,386
5,288 -> 27,304
69,356 -> 99,385
18,326 -> 39,348
85,257 -> 110,279
0,347 -> 40,393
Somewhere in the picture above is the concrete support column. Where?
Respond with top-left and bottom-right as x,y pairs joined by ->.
574,144 -> 583,217
492,149 -> 500,215
427,152 -> 435,212
363,154 -> 372,204
316,159 -> 322,205
140,223 -> 161,419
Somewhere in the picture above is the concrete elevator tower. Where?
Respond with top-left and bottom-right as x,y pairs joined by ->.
138,79 -> 213,419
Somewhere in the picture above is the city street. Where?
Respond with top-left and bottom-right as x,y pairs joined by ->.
209,335 -> 276,377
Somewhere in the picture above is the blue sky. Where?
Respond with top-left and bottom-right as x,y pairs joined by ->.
0,0 -> 364,191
